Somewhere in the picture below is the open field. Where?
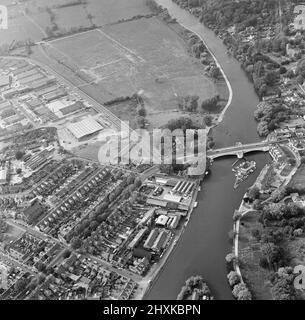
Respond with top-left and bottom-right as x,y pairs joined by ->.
40,17 -> 218,125
0,0 -> 152,46
238,211 -> 273,300
0,5 -> 44,46
288,164 -> 305,189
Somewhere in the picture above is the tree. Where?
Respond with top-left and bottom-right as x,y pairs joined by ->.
29,277 -> 39,290
16,168 -> 22,174
251,228 -> 261,240
188,0 -> 199,7
210,66 -> 222,80
279,66 -> 287,74
126,175 -> 135,185
232,283 -> 252,300
136,116 -> 146,128
296,74 -> 304,85
201,96 -> 219,111
134,177 -> 142,188
204,115 -> 213,126
296,58 -> 305,77
14,278 -> 28,292
15,151 -> 24,160
248,186 -> 260,201
261,243 -> 283,270
71,237 -> 82,250
62,249 -> 71,259
286,69 -> 295,78
237,288 -> 252,300
227,271 -> 240,287
36,261 -> 46,272
271,268 -> 296,300
138,107 -> 147,117
225,253 -> 236,264
264,70 -> 279,86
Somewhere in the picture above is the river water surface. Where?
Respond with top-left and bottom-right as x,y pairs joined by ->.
146,0 -> 270,300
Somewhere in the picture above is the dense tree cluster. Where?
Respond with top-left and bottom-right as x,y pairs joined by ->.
201,95 -> 220,112
232,282 -> 252,300
177,275 -> 213,300
270,267 -> 297,300
178,95 -> 200,112
254,101 -> 291,136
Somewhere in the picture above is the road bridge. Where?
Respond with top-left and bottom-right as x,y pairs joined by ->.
207,140 -> 272,159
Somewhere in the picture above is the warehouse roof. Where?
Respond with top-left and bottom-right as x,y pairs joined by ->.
67,118 -> 103,140
0,75 -> 10,87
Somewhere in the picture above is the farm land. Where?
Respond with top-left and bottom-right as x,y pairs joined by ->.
33,16 -> 220,128
0,0 -> 228,132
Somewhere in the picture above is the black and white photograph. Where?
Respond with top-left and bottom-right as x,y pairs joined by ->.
0,0 -> 304,312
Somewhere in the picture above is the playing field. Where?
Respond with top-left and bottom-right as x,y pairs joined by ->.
0,0 -> 151,46
50,17 -> 217,114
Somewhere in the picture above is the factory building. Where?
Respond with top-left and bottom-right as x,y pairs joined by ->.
67,118 -> 104,141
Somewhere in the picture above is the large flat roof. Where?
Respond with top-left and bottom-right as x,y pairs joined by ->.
67,118 -> 103,139
0,75 -> 10,87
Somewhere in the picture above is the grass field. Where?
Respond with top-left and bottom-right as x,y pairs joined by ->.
288,164 -> 305,189
46,17 -> 217,124
0,0 -> 151,46
238,211 -> 273,300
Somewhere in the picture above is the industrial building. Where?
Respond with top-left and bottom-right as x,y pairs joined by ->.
128,228 -> 148,250
155,215 -> 169,227
67,118 -> 104,141
151,230 -> 169,252
144,229 -> 159,249
0,167 -> 8,185
46,100 -> 83,118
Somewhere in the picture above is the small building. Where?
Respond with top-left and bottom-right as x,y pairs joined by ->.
0,75 -> 10,88
140,208 -> 155,225
155,215 -> 168,227
0,168 -> 8,185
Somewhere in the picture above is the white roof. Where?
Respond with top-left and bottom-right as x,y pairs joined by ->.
155,215 -> 168,226
67,118 -> 103,139
163,193 -> 182,203
47,100 -> 68,113
0,75 -> 9,87
0,168 -> 7,180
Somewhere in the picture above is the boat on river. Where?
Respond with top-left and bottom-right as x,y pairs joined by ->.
232,160 -> 256,189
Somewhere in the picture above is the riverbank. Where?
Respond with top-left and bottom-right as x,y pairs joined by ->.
139,178 -> 201,299
149,0 -> 232,129
146,0 -> 269,300
232,143 -> 303,299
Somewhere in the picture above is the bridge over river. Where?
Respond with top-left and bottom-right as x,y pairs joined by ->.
207,140 -> 273,159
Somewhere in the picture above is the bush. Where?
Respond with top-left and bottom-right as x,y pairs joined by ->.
227,271 -> 240,287
232,283 -> 252,300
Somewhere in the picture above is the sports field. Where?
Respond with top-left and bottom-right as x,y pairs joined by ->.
49,17 -> 217,115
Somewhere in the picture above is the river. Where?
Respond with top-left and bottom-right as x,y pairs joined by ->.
146,0 -> 270,300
